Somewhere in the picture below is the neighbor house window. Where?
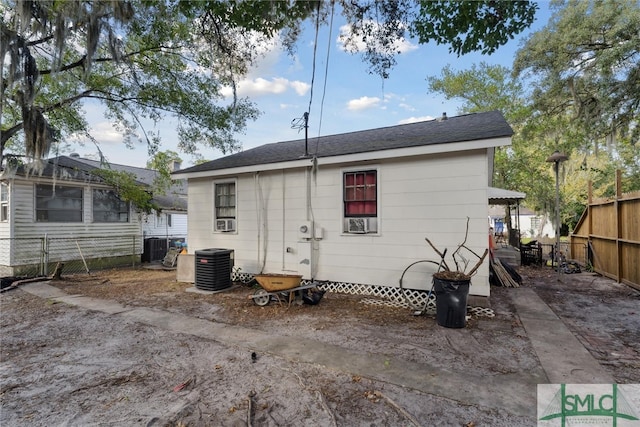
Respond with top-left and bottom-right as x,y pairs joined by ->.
93,189 -> 129,222
343,170 -> 378,233
36,184 -> 83,222
154,213 -> 172,227
1,182 -> 8,221
214,181 -> 236,231
531,216 -> 541,231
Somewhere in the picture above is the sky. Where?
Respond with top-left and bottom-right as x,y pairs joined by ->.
66,2 -> 553,169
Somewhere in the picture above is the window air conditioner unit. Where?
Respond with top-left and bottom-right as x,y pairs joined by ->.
347,217 -> 368,233
216,219 -> 235,232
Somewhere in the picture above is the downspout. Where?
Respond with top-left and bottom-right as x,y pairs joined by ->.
255,173 -> 260,270
308,157 -> 319,279
255,172 -> 267,273
282,169 -> 286,271
165,212 -> 169,244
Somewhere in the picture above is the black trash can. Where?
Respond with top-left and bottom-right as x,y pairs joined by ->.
433,276 -> 470,328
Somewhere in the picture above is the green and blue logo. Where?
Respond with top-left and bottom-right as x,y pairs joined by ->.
538,384 -> 640,427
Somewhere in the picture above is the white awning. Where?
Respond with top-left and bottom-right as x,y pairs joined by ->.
488,187 -> 526,204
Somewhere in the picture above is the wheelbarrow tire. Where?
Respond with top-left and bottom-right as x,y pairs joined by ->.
253,289 -> 270,306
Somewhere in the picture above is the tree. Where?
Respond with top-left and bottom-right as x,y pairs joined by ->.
412,0 -> 538,55
2,0 -> 538,166
513,0 -> 640,229
514,0 -> 640,150
426,63 -> 557,236
146,149 -> 183,195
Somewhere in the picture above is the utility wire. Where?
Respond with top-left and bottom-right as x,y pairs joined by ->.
291,1 -> 323,158
313,0 -> 335,156
307,1 -> 322,116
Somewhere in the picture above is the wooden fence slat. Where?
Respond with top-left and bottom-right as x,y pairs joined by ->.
570,170 -> 639,289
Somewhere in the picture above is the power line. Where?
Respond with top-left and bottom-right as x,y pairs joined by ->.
307,1 -> 322,116
313,0 -> 335,156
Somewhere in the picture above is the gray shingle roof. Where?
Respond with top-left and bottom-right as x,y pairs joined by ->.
176,110 -> 512,175
69,157 -> 187,195
10,155 -> 186,211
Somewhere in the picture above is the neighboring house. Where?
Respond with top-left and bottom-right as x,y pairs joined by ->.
0,155 -> 187,275
488,205 -> 554,241
67,156 -> 189,242
173,111 -> 513,300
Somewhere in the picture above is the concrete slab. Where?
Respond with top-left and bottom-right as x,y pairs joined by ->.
119,307 -> 541,417
511,287 -> 614,384
20,283 -> 130,314
26,287 -> 541,417
51,295 -> 130,314
184,285 -> 239,295
20,282 -> 77,299
476,318 -> 514,333
19,281 -> 615,419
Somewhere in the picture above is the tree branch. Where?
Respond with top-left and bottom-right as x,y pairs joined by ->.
451,217 -> 471,271
424,237 -> 451,271
43,90 -> 95,113
37,45 -> 183,76
1,124 -> 23,145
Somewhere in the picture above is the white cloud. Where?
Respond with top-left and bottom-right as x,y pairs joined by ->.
69,121 -> 125,145
398,103 -> 416,111
245,35 -> 283,78
337,22 -> 418,54
206,32 -> 312,99
398,115 -> 435,124
347,96 -> 381,111
290,80 -> 311,96
245,77 -> 288,95
220,77 -> 310,98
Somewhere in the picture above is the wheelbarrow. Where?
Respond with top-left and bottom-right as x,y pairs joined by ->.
249,274 -> 318,306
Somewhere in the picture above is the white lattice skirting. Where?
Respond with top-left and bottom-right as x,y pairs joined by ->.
235,272 -> 494,318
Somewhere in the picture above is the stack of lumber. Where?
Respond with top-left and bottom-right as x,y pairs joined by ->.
491,258 -> 521,287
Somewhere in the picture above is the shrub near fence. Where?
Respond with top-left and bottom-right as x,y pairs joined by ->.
0,235 -> 142,277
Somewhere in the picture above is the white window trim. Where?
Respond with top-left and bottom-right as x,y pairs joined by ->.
35,183 -> 84,223
91,188 -> 130,223
0,182 -> 9,222
213,178 -> 237,233
340,165 -> 380,235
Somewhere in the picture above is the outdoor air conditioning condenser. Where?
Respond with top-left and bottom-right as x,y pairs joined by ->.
194,248 -> 234,292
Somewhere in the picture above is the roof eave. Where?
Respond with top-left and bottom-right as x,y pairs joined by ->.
173,136 -> 511,179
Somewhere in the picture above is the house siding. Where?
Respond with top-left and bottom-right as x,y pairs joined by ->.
142,212 -> 188,240
187,149 -> 491,297
0,180 -> 12,267
4,179 -> 142,268
11,179 -> 141,237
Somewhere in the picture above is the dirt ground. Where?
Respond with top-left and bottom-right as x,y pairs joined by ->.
1,265 -> 639,426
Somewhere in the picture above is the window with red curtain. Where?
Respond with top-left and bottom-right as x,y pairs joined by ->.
344,170 -> 377,217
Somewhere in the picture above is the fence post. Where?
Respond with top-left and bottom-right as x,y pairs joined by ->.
132,235 -> 136,268
42,234 -> 48,276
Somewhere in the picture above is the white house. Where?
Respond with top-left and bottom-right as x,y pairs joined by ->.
172,111 -> 513,301
0,155 -> 187,275
488,205 -> 554,240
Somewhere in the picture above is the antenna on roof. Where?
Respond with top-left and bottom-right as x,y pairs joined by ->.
291,112 -> 310,158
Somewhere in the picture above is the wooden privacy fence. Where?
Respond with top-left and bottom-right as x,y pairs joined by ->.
571,170 -> 640,290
